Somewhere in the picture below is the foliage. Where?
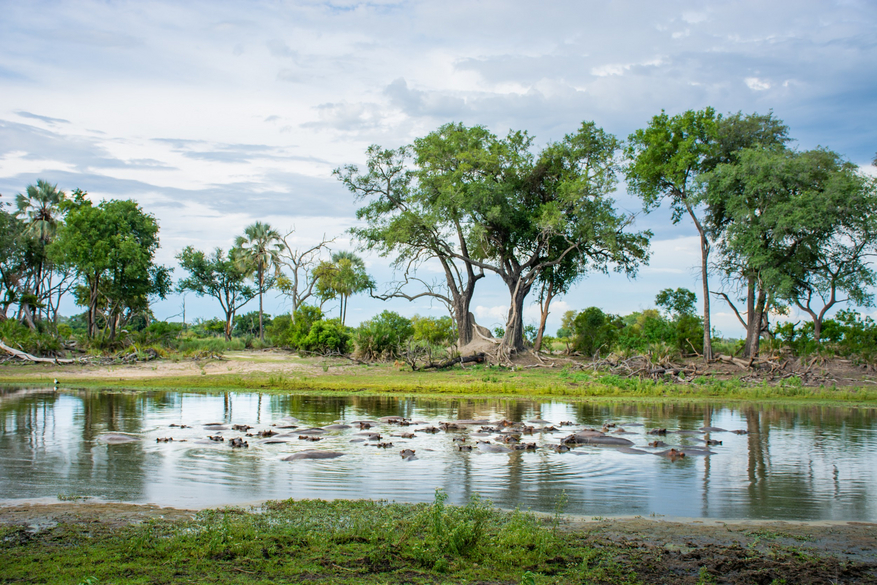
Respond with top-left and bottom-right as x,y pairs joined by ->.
775,310 -> 877,360
703,147 -> 877,344
233,311 -> 271,337
568,307 -> 621,357
176,247 -> 255,341
0,319 -> 61,355
267,305 -> 351,354
655,287 -> 697,318
51,194 -> 170,339
411,314 -> 456,346
314,251 -> 373,325
354,310 -> 414,360
233,221 -> 283,341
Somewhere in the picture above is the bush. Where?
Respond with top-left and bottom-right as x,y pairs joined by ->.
355,310 -> 414,360
569,307 -> 621,357
775,310 -> 877,360
412,315 -> 456,346
0,319 -> 62,356
233,311 -> 271,337
268,306 -> 351,354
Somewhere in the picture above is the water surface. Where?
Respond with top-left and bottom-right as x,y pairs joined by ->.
1,387 -> 874,521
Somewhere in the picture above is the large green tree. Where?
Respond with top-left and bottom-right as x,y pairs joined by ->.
234,222 -> 283,341
703,147 -> 876,349
51,194 -> 169,339
429,122 -> 649,353
626,109 -> 789,360
177,247 -> 256,340
336,142 -> 487,348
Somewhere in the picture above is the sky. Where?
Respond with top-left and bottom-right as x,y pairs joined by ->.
1,0 -> 875,337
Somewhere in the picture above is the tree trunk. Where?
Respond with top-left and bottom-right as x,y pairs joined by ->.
88,277 -> 100,338
744,288 -> 766,358
534,281 -> 555,353
698,231 -> 713,361
685,203 -> 713,361
500,277 -> 532,353
258,266 -> 265,342
225,309 -> 234,341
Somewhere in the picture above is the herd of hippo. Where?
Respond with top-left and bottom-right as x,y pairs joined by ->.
97,415 -> 748,463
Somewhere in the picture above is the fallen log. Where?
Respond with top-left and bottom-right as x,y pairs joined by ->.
714,354 -> 753,370
0,340 -> 77,364
421,352 -> 486,370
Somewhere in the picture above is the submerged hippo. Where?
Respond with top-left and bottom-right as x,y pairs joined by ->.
282,450 -> 344,461
476,442 -> 514,454
562,433 -> 634,446
98,433 -> 141,444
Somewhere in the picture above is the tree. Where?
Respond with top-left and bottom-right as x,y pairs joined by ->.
626,109 -> 720,360
655,288 -> 697,318
14,180 -> 69,327
314,251 -> 373,326
336,142 -> 486,348
0,204 -> 26,322
626,109 -> 789,361
703,147 -> 877,348
275,229 -> 334,317
444,121 -> 649,353
176,247 -> 256,340
50,195 -> 169,339
233,222 -> 283,342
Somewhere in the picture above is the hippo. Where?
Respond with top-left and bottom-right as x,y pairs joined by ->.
615,446 -> 650,455
457,444 -> 473,451
229,437 -> 248,448
700,426 -> 727,432
648,440 -> 668,448
296,427 -> 326,435
156,437 -> 173,443
257,429 -> 278,438
203,424 -> 228,431
400,449 -> 417,460
552,444 -> 570,453
282,450 -> 344,461
232,424 -> 252,432
476,441 -> 513,454
395,432 -> 416,439
298,435 -> 322,441
323,424 -> 351,430
562,433 -> 634,446
98,433 -> 141,444
528,418 -> 552,425
656,448 -> 686,461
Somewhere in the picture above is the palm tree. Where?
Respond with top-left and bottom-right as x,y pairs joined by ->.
234,222 -> 283,341
314,251 -> 373,325
15,180 -> 66,325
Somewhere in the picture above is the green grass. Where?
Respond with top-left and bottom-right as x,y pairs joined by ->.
0,495 -> 637,585
2,357 -> 876,404
2,495 -> 869,585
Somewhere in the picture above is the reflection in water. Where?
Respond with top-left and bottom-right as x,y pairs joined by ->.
0,386 -> 875,521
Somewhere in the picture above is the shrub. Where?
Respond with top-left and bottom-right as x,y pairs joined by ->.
411,315 -> 456,346
569,307 -> 621,357
0,319 -> 61,356
355,310 -> 414,360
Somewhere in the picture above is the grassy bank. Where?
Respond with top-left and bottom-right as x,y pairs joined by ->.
2,358 -> 877,404
2,496 -> 873,585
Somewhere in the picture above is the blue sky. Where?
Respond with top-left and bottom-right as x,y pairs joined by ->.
1,0 -> 875,337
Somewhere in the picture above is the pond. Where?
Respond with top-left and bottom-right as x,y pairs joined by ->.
1,386 -> 875,521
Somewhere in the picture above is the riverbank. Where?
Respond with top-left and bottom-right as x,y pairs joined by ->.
2,350 -> 877,403
1,499 -> 874,584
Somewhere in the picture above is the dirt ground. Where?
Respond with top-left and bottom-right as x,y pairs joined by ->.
2,503 -> 875,583
3,348 -> 877,389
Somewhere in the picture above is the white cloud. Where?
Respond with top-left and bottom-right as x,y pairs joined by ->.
745,77 -> 772,91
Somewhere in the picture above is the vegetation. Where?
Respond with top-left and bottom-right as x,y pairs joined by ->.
3,495 -> 866,584
2,112 -> 877,372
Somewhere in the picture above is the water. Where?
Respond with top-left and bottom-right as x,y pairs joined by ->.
1,386 -> 875,521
